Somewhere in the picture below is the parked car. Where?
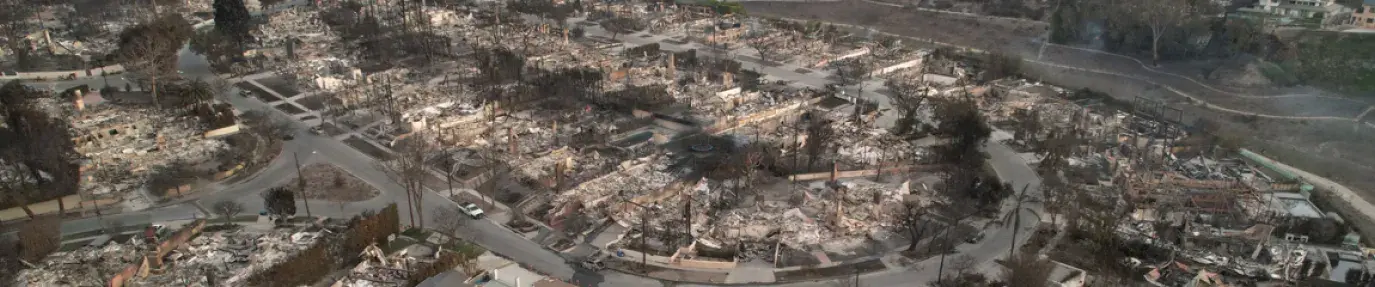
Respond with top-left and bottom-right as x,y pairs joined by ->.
582,250 -> 609,271
458,202 -> 485,219
966,231 -> 986,243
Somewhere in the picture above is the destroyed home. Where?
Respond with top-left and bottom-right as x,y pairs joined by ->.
12,219 -> 325,287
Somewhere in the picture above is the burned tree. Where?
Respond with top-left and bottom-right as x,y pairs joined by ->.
1011,108 -> 1042,146
600,17 -> 641,40
1037,127 -> 1082,173
897,200 -> 929,251
212,200 -> 246,226
432,205 -> 469,237
1001,252 -> 1054,287
804,117 -> 836,170
831,58 -> 870,87
114,15 -> 192,109
381,136 -> 436,229
747,37 -> 780,63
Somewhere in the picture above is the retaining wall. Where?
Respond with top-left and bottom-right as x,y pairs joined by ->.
870,58 -> 923,76
0,194 -> 120,222
788,164 -> 938,181
0,64 -> 124,80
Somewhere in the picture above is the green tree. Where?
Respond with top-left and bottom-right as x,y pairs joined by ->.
263,186 -> 297,221
213,0 -> 254,46
1,82 -> 80,217
931,98 -> 994,206
1123,0 -> 1196,65
189,28 -> 243,73
933,98 -> 992,167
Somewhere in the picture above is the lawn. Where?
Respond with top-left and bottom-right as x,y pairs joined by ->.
273,103 -> 308,115
344,136 -> 393,160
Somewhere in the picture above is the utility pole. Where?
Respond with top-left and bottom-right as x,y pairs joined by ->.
621,190 -> 653,274
936,221 -> 953,282
642,207 -> 649,273
294,151 -> 313,218
852,267 -> 860,287
446,160 -> 455,198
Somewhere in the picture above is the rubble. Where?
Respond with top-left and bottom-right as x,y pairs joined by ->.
12,222 -> 325,287
74,104 -> 231,192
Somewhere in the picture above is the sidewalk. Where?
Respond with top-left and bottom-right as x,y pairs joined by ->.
0,195 -> 120,222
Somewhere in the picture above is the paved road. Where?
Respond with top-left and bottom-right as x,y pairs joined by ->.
11,7 -> 1045,287
176,42 -> 592,284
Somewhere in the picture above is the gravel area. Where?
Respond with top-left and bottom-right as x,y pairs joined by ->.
294,164 -> 379,202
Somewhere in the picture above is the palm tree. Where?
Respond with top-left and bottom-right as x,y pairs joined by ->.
1002,184 -> 1035,256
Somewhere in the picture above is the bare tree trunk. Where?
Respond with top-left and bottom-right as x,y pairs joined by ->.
11,194 -> 36,219
404,187 -> 417,227
413,180 -> 424,229
152,75 -> 161,109
1151,29 -> 1162,66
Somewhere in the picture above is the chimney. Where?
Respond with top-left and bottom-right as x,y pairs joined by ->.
723,72 -> 734,88
44,30 -> 56,54
564,28 -> 569,44
835,187 -> 845,224
830,161 -> 838,182
74,89 -> 85,111
508,127 -> 516,154
668,53 -> 676,77
555,161 -> 566,190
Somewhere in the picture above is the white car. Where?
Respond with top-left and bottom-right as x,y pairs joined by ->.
459,202 -> 485,219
